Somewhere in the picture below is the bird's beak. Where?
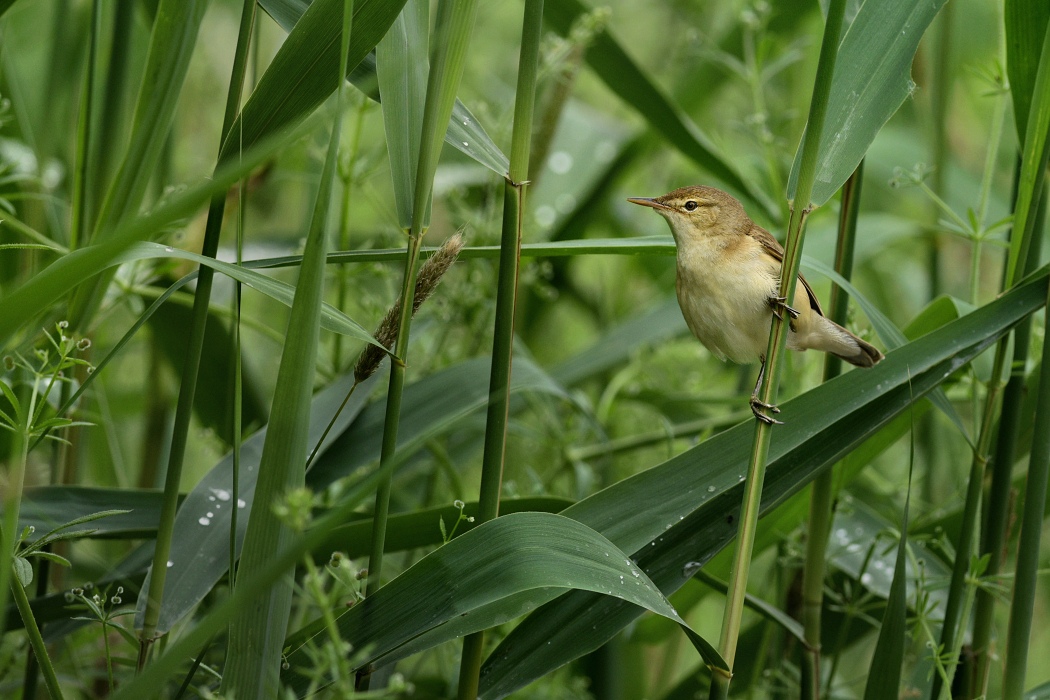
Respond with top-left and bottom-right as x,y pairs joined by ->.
627,197 -> 673,211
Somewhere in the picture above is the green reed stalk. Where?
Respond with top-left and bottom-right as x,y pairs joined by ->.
800,162 -> 863,700
9,575 -> 64,699
138,0 -> 257,663
710,2 -> 846,697
455,1 -> 544,697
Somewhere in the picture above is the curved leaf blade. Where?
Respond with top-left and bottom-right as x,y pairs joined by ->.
222,0 -> 407,161
787,0 -> 948,206
281,512 -> 722,695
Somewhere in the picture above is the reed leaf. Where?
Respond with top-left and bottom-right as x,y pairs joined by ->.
282,512 -> 723,696
787,0 -> 949,207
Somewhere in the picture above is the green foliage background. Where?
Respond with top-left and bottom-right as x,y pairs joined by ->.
0,0 -> 1048,698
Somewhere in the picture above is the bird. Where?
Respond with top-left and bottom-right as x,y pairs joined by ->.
628,185 -> 883,424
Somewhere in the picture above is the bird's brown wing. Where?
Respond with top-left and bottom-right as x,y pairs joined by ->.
746,224 -> 824,316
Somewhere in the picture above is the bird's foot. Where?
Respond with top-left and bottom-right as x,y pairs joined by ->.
768,296 -> 800,322
750,395 -> 783,425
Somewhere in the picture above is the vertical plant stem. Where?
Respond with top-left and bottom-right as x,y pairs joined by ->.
456,1 -> 544,698
710,1 -> 846,697
0,379 -> 37,638
970,178 -> 1046,698
9,577 -> 64,700
1001,254 -> 1050,700
137,0 -> 258,663
800,162 -> 863,700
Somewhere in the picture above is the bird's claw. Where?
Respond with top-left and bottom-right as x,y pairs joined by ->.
750,395 -> 783,425
768,296 -> 800,322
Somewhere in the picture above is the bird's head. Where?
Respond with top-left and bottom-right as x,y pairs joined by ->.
628,185 -> 748,244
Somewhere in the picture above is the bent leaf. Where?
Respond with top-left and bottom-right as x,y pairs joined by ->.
281,512 -> 724,695
787,0 -> 948,206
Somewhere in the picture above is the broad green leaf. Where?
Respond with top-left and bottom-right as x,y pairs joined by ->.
377,0 -> 429,228
281,513 -> 723,695
477,267 -> 1050,699
787,0 -> 948,206
544,0 -> 776,221
12,557 -> 31,587
1006,0 -> 1050,138
223,0 -> 406,161
0,0 -> 18,19
144,354 -> 565,634
20,488 -> 169,540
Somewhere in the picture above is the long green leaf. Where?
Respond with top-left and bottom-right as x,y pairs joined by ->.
221,0 -> 352,686
1004,20 -> 1050,287
476,267 -> 1050,699
221,0 -> 405,162
377,0 -> 429,229
91,0 -> 210,237
1006,0 -> 1050,138
282,513 -> 723,695
117,242 -> 378,342
787,0 -> 948,206
139,353 -> 564,635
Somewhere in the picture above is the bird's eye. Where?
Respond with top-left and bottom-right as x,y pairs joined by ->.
684,200 -> 699,211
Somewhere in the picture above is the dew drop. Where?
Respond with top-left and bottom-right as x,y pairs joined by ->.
707,485 -> 716,493
462,141 -> 469,147
198,516 -> 211,526
166,561 -> 174,568
237,499 -> 246,508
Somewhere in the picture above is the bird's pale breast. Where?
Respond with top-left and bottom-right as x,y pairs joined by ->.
674,236 -> 780,364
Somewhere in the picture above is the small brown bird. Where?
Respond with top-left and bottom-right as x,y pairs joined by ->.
629,185 -> 883,424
